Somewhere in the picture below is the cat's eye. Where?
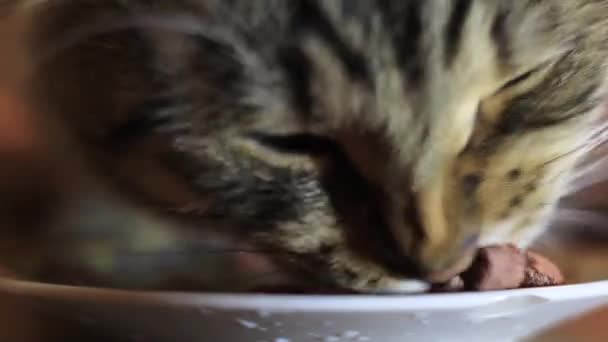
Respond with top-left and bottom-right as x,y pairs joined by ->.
104,113 -> 169,149
497,48 -> 574,94
104,96 -> 188,149
248,132 -> 338,155
498,65 -> 544,91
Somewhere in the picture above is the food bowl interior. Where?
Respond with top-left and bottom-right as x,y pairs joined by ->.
1,249 -> 608,342
0,155 -> 606,342
0,92 -> 607,341
0,177 -> 607,342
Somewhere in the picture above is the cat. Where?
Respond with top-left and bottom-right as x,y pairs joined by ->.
4,0 -> 608,293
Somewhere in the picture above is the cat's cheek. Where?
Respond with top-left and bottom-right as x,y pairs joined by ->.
478,205 -> 555,248
511,208 -> 557,248
478,216 -> 524,247
0,90 -> 45,154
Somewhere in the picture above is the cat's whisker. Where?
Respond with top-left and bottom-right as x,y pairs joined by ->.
34,11 -> 242,67
14,0 -> 608,294
114,248 -> 292,257
213,270 -> 288,283
535,127 -> 608,194
551,208 -> 608,231
564,148 -> 608,194
588,119 -> 608,139
566,172 -> 608,195
570,153 -> 608,181
540,144 -> 589,168
531,233 -> 564,252
540,121 -> 608,169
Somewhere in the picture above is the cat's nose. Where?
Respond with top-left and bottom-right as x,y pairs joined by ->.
424,252 -> 476,283
403,176 -> 483,282
460,233 -> 480,251
422,234 -> 479,283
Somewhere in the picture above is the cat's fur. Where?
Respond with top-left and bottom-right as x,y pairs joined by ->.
7,0 -> 608,292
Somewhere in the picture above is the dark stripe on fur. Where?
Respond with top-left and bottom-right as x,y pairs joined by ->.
103,97 -> 176,149
378,0 -> 424,86
491,8 -> 511,64
321,146 -> 426,278
161,147 -> 306,230
291,0 -> 371,83
499,85 -> 598,134
279,46 -> 315,116
444,0 -> 474,67
249,132 -> 339,156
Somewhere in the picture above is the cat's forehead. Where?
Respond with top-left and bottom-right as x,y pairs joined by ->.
290,1 -> 566,116
257,0 -> 607,180
336,1 -> 573,70
268,0 -> 576,119
377,3 -> 598,86
158,0 -> 607,141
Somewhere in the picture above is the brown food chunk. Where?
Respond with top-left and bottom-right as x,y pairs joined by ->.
461,244 -> 527,291
443,245 -> 565,292
522,251 -> 565,287
430,276 -> 465,292
252,285 -> 359,294
251,245 -> 564,294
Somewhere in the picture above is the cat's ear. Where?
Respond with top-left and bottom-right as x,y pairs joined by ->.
137,12 -> 301,136
31,6 -> 298,136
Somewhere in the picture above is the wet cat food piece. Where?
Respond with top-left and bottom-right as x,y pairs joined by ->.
522,251 -> 565,287
430,275 -> 465,292
455,244 -> 564,291
251,245 -> 564,294
461,244 -> 527,291
253,285 -> 359,295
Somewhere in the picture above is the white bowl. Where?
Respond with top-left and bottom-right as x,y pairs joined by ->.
1,277 -> 608,342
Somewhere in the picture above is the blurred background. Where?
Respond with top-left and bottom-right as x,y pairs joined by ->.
0,30 -> 606,290
1,4 -> 608,341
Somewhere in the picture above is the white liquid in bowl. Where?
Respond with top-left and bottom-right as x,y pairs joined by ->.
1,276 -> 607,342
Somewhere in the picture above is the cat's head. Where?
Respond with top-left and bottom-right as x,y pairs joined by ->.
27,0 -> 608,292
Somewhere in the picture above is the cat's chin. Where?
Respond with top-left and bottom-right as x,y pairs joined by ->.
364,279 -> 431,294
250,279 -> 430,295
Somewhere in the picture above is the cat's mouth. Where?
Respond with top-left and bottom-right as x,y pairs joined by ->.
247,245 -> 566,295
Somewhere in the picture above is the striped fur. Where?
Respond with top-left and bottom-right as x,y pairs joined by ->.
14,0 -> 608,292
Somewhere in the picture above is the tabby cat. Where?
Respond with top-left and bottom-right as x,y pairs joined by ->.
5,0 -> 608,293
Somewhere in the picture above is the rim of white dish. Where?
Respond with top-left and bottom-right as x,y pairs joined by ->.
1,277 -> 608,312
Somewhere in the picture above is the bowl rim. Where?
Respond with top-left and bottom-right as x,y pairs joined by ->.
1,277 -> 608,312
